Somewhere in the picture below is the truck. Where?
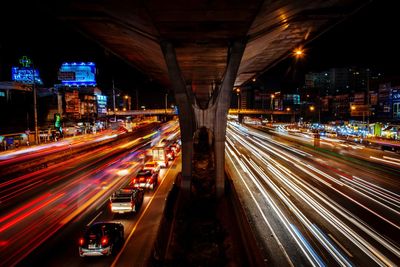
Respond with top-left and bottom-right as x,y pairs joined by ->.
152,145 -> 170,168
109,187 -> 144,214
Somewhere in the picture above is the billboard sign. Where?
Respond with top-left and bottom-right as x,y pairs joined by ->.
65,91 -> 80,113
11,67 -> 43,85
96,94 -> 107,116
59,62 -> 96,86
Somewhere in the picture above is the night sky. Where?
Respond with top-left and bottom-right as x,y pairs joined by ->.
1,0 -> 398,98
262,0 -> 400,91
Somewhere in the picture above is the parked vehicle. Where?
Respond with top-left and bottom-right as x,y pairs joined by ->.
78,222 -> 124,257
131,169 -> 158,190
110,187 -> 144,214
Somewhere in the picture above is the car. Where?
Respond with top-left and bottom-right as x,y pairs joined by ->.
142,161 -> 160,174
110,187 -> 144,214
169,143 -> 180,154
78,222 -> 124,257
131,169 -> 158,190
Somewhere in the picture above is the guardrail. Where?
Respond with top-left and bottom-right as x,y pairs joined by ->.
109,108 -> 298,116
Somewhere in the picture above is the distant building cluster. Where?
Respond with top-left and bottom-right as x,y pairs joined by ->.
236,67 -> 400,123
0,61 -> 131,133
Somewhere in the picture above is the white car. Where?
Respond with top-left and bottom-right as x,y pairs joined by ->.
143,161 -> 160,174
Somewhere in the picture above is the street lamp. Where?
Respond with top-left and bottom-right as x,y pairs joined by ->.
270,94 -> 275,122
112,79 -> 117,122
351,105 -> 365,124
293,47 -> 305,59
309,105 -> 315,123
165,93 -> 168,114
236,88 -> 241,112
19,56 -> 39,144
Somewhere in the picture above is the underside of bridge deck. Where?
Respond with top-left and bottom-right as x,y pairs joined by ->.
45,0 -> 368,197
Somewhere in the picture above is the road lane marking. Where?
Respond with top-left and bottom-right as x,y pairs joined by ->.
328,233 -> 353,258
87,211 -> 103,226
111,157 -> 175,266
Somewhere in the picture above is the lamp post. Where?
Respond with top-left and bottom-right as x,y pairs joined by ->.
309,105 -> 315,122
366,69 -> 370,126
236,87 -> 241,112
270,94 -> 275,122
32,62 -> 39,144
165,93 -> 168,114
351,105 -> 365,124
124,95 -> 129,111
20,56 -> 39,144
112,79 -> 116,122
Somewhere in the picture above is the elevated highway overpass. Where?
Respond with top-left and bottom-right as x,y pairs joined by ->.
110,108 -> 298,116
45,0 -> 369,196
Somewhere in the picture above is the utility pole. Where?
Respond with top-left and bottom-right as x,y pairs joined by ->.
270,94 -> 275,123
32,62 -> 39,144
112,79 -> 116,122
27,58 -> 39,145
366,70 -> 370,127
136,89 -> 139,110
165,93 -> 168,113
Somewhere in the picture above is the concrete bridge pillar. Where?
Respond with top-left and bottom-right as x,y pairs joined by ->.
213,40 -> 246,197
238,113 -> 244,123
161,41 -> 195,195
161,39 -> 246,198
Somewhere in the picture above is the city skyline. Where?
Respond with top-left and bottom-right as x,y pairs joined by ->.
1,1 -> 399,98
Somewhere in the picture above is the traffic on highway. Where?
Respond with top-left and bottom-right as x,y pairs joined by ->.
226,121 -> 400,266
0,120 -> 181,266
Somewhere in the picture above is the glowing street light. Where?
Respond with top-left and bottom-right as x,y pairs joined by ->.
293,47 -> 304,58
270,94 -> 275,122
309,105 -> 315,111
235,88 -> 241,111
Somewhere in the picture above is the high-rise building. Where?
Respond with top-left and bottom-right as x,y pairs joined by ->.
305,67 -> 383,96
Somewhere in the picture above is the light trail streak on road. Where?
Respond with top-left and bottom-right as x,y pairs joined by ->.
370,156 -> 400,166
226,122 -> 400,266
0,121 -> 180,266
0,139 -> 147,266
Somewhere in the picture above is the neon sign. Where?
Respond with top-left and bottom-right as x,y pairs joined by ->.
59,62 -> 96,86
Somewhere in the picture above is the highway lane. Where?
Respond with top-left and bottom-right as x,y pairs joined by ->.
0,121 -> 180,266
0,139 -> 151,266
18,159 -> 181,267
226,122 -> 400,266
265,125 -> 400,179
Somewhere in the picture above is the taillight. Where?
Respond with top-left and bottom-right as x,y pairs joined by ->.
101,237 -> 108,246
79,238 -> 85,246
133,178 -> 137,183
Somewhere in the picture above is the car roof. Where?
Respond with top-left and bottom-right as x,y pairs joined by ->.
137,170 -> 152,176
90,221 -> 120,227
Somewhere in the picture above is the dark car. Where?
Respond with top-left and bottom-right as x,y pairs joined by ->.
131,169 -> 158,190
78,222 -> 124,257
